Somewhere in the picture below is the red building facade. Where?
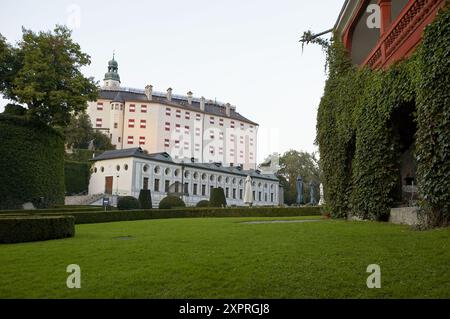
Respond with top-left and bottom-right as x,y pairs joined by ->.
335,0 -> 446,69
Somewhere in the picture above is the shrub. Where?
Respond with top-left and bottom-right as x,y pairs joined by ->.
18,206 -> 322,224
0,115 -> 65,209
64,161 -> 90,195
117,196 -> 140,210
158,196 -> 186,209
196,200 -> 210,208
0,215 -> 75,243
209,187 -> 227,207
138,189 -> 152,209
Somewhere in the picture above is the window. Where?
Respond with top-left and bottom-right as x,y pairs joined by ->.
219,147 -> 223,155
195,144 -> 200,152
184,141 -> 189,150
175,124 -> 180,133
128,119 -> 135,128
118,137 -> 121,143
141,105 -> 147,113
176,110 -> 181,118
240,123 -> 244,130
210,131 -> 214,139
219,118 -> 224,126
184,126 -> 189,135
154,178 -> 160,192
166,108 -> 171,116
165,180 -> 170,192
116,165 -> 120,171
230,149 -> 235,157
232,188 -> 236,199
250,138 -> 254,146
140,120 -> 147,129
230,121 -> 235,128
225,187 -> 229,198
185,112 -> 190,120
143,165 -> 149,172
154,166 -> 160,174
195,128 -> 200,136
265,193 -> 267,202
271,193 -> 274,202
175,140 -> 180,148
240,136 -> 244,144
209,146 -> 214,155
139,136 -> 145,145
240,150 -> 244,158
114,122 -> 118,129
165,122 -> 170,131
174,182 -> 179,193
219,132 -> 224,140
95,118 -> 102,128
210,117 -> 214,124
184,183 -> 189,194
193,183 -> 198,195
129,104 -> 136,112
201,185 -> 206,196
230,135 -> 235,142
239,189 -> 243,200
259,192 -> 262,201
210,185 -> 214,194
143,177 -> 149,190
127,136 -> 134,144
97,103 -> 103,111
124,164 -> 128,171
164,139 -> 170,147
196,114 -> 201,121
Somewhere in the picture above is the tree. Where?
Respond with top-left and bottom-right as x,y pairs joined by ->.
0,26 -> 98,127
64,113 -> 93,149
210,187 -> 227,208
64,113 -> 115,150
277,150 -> 320,205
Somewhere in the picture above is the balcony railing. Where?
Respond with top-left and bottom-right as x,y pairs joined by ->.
363,0 -> 443,69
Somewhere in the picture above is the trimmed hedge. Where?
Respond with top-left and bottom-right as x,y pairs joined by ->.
0,206 -> 104,215
159,195 -> 186,209
118,196 -> 140,210
64,161 -> 90,195
138,190 -> 152,209
210,187 -> 227,207
19,206 -> 322,224
0,215 -> 75,243
0,115 -> 65,209
196,200 -> 210,208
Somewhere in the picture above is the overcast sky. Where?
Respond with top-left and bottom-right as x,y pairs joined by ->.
0,0 -> 343,162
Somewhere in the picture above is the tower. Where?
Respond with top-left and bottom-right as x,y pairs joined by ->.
103,53 -> 121,89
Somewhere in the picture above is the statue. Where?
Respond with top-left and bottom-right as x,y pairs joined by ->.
309,181 -> 316,205
319,183 -> 325,205
296,176 -> 303,205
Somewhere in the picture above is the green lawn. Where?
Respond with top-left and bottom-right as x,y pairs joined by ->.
0,216 -> 449,298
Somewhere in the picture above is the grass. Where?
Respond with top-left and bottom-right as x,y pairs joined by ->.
0,216 -> 449,298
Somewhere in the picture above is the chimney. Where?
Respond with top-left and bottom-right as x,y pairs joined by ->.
187,91 -> 193,105
225,103 -> 231,117
200,96 -> 205,111
145,84 -> 153,101
166,88 -> 172,101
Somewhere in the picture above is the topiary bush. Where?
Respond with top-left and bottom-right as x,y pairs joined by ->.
158,195 -> 186,209
0,215 -> 75,243
209,187 -> 227,208
138,189 -> 152,209
196,200 -> 210,208
0,115 -> 65,209
117,196 -> 140,210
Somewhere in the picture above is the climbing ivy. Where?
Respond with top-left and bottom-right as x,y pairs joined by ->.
315,5 -> 449,227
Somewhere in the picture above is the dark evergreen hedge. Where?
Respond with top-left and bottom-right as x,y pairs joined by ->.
196,200 -> 210,207
138,190 -> 152,209
64,161 -> 90,195
209,187 -> 227,207
0,115 -> 65,209
19,206 -> 322,224
0,215 -> 75,243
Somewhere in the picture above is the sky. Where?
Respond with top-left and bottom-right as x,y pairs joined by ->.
0,0 -> 343,163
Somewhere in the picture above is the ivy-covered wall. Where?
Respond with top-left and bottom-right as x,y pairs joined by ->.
317,6 -> 449,227
64,161 -> 90,195
0,115 -> 65,209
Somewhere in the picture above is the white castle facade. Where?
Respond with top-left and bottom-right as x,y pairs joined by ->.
87,57 -> 258,170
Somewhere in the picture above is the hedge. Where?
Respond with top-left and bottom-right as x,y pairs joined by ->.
0,215 -> 75,243
209,187 -> 227,207
64,161 -> 90,195
15,206 -> 322,225
0,115 -> 65,209
118,196 -> 140,210
0,206 -> 104,215
138,190 -> 152,209
159,195 -> 186,209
